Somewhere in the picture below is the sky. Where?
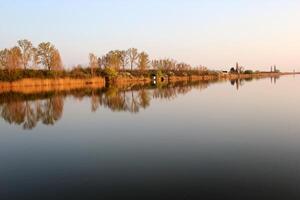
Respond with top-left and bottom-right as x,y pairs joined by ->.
1,0 -> 300,71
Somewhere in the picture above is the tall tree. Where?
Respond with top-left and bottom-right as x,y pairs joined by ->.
50,49 -> 63,70
17,39 -> 33,70
99,55 -> 108,69
0,49 -> 10,69
31,47 -> 39,69
8,46 -> 22,71
105,50 -> 122,71
128,48 -> 139,71
120,50 -> 129,71
37,42 -> 56,70
137,52 -> 149,72
151,60 -> 159,70
89,53 -> 98,76
97,57 -> 103,70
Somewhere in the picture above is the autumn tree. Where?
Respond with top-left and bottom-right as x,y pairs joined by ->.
98,55 -> 108,69
137,52 -> 149,72
97,57 -> 103,70
120,50 -> 129,71
0,49 -> 9,69
162,59 -> 177,71
151,60 -> 158,70
7,46 -> 22,71
176,62 -> 191,71
31,47 -> 39,69
128,48 -> 139,71
105,50 -> 122,71
50,49 -> 63,70
89,53 -> 98,76
17,39 -> 33,70
37,42 -> 56,70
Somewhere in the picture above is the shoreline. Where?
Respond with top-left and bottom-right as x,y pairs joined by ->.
0,73 -> 297,94
0,77 -> 105,94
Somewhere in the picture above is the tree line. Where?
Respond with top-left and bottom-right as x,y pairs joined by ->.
88,48 -> 196,73
0,39 -> 214,81
0,39 -> 63,71
84,47 -> 210,78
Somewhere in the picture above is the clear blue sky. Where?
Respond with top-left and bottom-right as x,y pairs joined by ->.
1,0 -> 300,71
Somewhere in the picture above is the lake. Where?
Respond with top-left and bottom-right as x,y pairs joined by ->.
1,75 -> 300,199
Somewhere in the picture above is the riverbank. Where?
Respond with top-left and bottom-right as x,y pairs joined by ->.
0,77 -> 105,94
116,72 -> 292,84
0,73 -> 297,94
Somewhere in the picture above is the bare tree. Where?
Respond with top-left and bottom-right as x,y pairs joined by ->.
31,47 -> 39,69
137,52 -> 149,72
37,42 -> 55,70
128,48 -> 139,71
97,57 -> 103,70
0,49 -> 10,69
50,49 -> 63,70
120,50 -> 129,71
89,53 -> 98,76
18,39 -> 33,70
8,46 -> 22,71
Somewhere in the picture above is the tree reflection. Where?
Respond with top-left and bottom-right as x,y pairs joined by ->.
138,89 -> 151,109
152,81 -> 208,100
41,96 -> 64,125
0,80 -> 214,130
129,91 -> 140,113
0,95 -> 64,130
23,101 -> 37,129
103,87 -> 128,112
1,101 -> 25,125
91,91 -> 100,112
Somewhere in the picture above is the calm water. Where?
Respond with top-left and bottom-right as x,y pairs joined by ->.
1,76 -> 300,199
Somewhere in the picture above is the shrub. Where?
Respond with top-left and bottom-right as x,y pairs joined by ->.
103,67 -> 118,77
244,70 -> 254,74
70,67 -> 89,79
156,70 -> 163,77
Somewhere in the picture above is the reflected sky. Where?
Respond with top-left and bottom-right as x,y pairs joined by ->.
1,76 -> 300,199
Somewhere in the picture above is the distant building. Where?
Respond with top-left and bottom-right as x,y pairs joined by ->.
236,62 -> 239,72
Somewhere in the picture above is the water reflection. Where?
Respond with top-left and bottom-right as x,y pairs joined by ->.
2,75 -> 300,200
230,76 -> 279,90
0,78 -> 274,130
0,96 -> 64,130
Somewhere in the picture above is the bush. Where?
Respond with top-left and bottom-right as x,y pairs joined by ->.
70,68 -> 88,79
156,70 -> 163,77
167,71 -> 175,77
103,67 -> 118,77
244,70 -> 254,74
0,69 -> 69,81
